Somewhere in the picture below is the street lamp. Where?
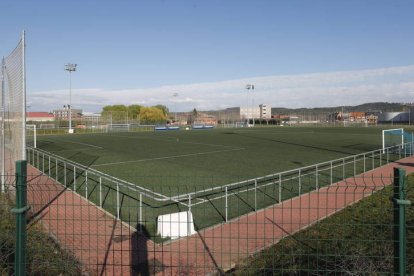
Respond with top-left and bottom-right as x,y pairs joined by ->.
246,84 -> 255,126
64,63 -> 77,133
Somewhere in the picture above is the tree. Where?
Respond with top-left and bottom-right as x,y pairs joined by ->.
139,107 -> 166,123
187,108 -> 199,124
128,105 -> 143,120
101,105 -> 129,123
154,104 -> 169,117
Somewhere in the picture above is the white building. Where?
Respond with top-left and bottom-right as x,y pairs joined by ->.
240,104 -> 271,120
52,107 -> 82,120
259,104 -> 271,119
82,112 -> 101,121
240,106 -> 260,120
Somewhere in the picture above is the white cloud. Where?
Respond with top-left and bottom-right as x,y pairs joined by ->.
28,65 -> 414,112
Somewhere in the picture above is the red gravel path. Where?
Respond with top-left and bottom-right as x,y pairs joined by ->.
25,157 -> 414,275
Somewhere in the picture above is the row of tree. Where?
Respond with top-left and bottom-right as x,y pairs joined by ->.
101,104 -> 169,123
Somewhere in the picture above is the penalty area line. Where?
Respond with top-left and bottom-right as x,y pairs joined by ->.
91,147 -> 245,167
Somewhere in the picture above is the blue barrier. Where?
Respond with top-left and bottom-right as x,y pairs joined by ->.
192,125 -> 214,130
155,126 -> 181,131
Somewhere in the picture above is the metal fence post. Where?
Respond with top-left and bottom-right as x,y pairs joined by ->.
363,153 -> 366,172
315,164 -> 319,189
12,160 -> 28,276
372,152 -> 374,170
188,194 -> 192,236
48,155 -> 50,176
99,176 -> 102,207
278,174 -> 282,202
379,150 -> 382,166
64,162 -> 67,186
353,155 -> 356,175
73,166 -> 76,191
116,182 -> 120,219
393,168 -> 411,276
330,161 -> 333,184
139,193 -> 143,231
225,186 -> 228,222
387,148 -> 389,163
254,179 -> 257,211
85,171 -> 88,199
399,146 -> 401,159
298,169 -> 301,195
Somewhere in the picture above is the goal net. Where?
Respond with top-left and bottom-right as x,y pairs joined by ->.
382,128 -> 404,152
109,123 -> 130,132
26,124 -> 37,148
0,31 -> 26,187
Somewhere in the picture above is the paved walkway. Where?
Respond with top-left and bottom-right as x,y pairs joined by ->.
26,157 -> 414,275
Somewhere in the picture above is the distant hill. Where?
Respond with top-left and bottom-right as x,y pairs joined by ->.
271,102 -> 410,115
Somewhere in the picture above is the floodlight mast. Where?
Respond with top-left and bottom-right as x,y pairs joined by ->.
64,63 -> 77,133
246,84 -> 255,126
173,93 -> 179,123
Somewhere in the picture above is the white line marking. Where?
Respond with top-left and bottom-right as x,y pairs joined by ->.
61,140 -> 103,149
91,147 -> 245,167
102,134 -> 238,149
56,148 -> 101,153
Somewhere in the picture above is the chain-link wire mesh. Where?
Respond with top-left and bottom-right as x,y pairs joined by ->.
0,33 -> 26,182
19,159 -> 413,275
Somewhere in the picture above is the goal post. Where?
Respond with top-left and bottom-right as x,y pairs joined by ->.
109,123 -> 130,132
382,128 -> 404,153
26,124 -> 36,148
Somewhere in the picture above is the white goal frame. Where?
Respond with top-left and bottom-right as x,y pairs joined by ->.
26,124 -> 37,148
382,128 -> 403,153
109,123 -> 130,132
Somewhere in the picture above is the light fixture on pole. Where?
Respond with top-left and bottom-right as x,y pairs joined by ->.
246,84 -> 255,126
64,63 -> 77,133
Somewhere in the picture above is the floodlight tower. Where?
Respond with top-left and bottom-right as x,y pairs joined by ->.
246,84 -> 255,126
173,93 -> 179,123
64,63 -> 77,133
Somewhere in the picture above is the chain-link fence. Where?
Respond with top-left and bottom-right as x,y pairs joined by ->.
0,31 -> 26,185
26,142 -> 412,240
1,159 -> 411,275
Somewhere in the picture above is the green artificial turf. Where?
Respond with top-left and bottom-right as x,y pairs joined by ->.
35,127 -> 384,188
30,126 -> 404,239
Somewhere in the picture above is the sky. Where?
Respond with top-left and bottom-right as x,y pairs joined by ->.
1,0 -> 414,112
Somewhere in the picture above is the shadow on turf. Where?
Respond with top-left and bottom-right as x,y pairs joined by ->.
130,224 -> 166,275
68,151 -> 100,168
231,132 -> 363,156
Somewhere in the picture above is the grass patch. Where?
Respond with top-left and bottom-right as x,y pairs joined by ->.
0,193 -> 82,275
232,173 -> 414,275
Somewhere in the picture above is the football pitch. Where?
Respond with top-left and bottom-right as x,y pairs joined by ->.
31,126 -> 396,238
36,126 -> 383,190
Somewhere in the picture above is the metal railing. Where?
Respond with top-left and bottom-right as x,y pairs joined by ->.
29,124 -> 157,136
26,141 -> 413,233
